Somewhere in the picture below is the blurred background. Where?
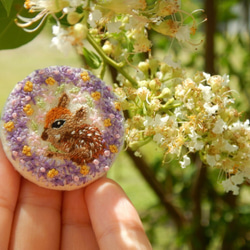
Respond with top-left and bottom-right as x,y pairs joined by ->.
0,0 -> 250,249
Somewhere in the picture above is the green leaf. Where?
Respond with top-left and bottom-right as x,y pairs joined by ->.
0,0 -> 46,50
83,47 -> 102,69
1,0 -> 14,16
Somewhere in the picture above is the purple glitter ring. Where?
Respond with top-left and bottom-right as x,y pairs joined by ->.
0,66 -> 124,190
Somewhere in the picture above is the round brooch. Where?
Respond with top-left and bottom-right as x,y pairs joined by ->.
0,66 -> 124,190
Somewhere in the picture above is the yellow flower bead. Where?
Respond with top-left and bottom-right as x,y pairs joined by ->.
23,81 -> 33,92
45,77 -> 56,85
47,168 -> 59,178
109,145 -> 118,153
23,104 -> 34,116
114,102 -> 121,111
91,91 -> 101,101
104,118 -> 112,127
80,165 -> 90,175
4,121 -> 15,132
80,71 -> 90,81
22,145 -> 32,156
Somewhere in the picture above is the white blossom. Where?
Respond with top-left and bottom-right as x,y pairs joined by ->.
51,25 -> 73,54
203,72 -> 211,82
163,55 -> 180,69
221,179 -> 240,195
198,84 -> 213,102
212,118 -> 226,134
175,25 -> 190,42
221,172 -> 245,195
180,155 -> 191,168
88,9 -> 102,28
188,128 -> 204,151
153,133 -> 165,144
222,74 -> 230,86
221,139 -> 238,153
107,22 -> 122,33
204,103 -> 218,116
206,154 -> 220,167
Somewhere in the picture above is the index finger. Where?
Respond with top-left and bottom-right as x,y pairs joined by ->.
0,141 -> 21,249
84,177 -> 152,250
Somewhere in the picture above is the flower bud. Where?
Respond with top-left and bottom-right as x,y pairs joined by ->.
149,78 -> 161,91
156,88 -> 172,99
138,61 -> 149,73
138,80 -> 149,88
102,41 -> 113,55
137,87 -> 150,101
73,23 -> 88,40
160,63 -> 171,74
67,12 -> 83,25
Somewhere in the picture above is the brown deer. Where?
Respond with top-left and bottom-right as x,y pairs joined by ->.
41,93 -> 105,164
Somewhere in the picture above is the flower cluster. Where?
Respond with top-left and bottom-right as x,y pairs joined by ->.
116,66 -> 250,194
16,0 -> 202,54
15,0 -> 250,194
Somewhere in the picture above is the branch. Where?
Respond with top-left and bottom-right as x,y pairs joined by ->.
126,148 -> 186,230
190,154 -> 208,249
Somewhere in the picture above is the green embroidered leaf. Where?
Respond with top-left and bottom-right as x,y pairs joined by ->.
1,0 -> 14,16
31,120 -> 38,132
48,144 -> 59,153
86,95 -> 94,107
83,47 -> 102,69
69,86 -> 81,94
55,84 -> 65,95
0,0 -> 46,50
37,98 -> 46,108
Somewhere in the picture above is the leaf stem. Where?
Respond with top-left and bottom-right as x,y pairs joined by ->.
87,33 -> 138,87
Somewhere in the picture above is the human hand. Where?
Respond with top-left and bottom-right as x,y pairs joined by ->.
0,142 -> 152,250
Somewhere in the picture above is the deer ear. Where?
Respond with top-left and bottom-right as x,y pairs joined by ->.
74,107 -> 87,121
58,93 -> 69,108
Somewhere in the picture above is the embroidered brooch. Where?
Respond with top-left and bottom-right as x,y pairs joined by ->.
0,66 -> 124,190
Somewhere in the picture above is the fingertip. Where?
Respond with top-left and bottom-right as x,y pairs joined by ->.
84,177 -> 152,250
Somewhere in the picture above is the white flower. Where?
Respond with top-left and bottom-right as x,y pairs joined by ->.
231,172 -> 244,185
153,133 -> 165,144
143,114 -> 169,128
51,25 -> 73,54
198,84 -> 213,102
107,21 -> 122,33
175,25 -> 190,42
221,139 -> 238,153
222,74 -> 230,86
134,151 -> 142,157
212,118 -> 226,134
188,128 -> 204,151
180,155 -> 191,168
229,120 -> 250,132
221,179 -> 240,195
204,103 -> 218,116
206,154 -> 220,167
132,29 -> 152,52
136,87 -> 150,101
88,9 -> 102,28
203,72 -> 211,82
186,99 -> 194,110
221,172 -> 244,195
163,55 -> 180,69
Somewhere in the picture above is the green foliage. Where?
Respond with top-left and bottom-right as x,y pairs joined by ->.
82,47 -> 102,69
0,0 -> 45,50
0,0 -> 14,16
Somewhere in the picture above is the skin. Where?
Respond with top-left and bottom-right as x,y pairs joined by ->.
0,142 -> 152,250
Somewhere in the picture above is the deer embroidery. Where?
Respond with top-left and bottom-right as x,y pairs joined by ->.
41,93 -> 105,164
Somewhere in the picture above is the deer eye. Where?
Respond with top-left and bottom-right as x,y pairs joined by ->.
52,119 -> 66,129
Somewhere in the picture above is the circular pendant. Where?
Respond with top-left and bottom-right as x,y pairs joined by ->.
0,66 -> 124,190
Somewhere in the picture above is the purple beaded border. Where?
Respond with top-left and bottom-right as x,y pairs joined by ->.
1,66 -> 124,188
